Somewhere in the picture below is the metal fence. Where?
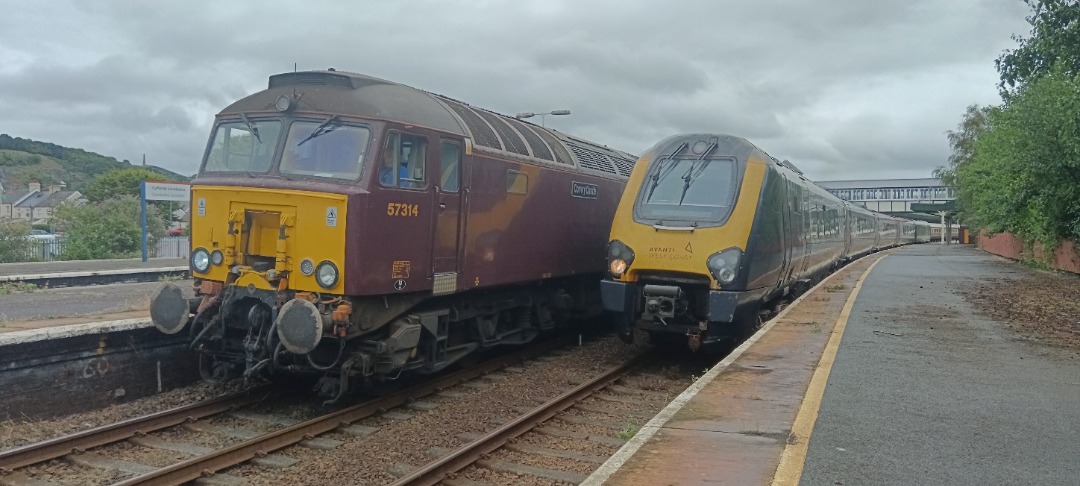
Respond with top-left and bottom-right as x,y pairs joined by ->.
7,236 -> 190,263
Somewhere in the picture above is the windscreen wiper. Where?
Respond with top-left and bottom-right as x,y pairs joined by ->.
297,115 -> 340,146
239,113 -> 261,143
645,142 -> 689,202
677,142 -> 716,205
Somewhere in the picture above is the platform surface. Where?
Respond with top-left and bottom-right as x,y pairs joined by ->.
584,244 -> 1080,485
0,257 -> 186,277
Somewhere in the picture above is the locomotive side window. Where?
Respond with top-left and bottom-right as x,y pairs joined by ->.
280,120 -> 370,180
203,120 -> 282,173
379,132 -> 427,189
506,170 -> 528,194
439,142 -> 461,193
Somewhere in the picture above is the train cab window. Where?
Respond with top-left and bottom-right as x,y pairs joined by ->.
379,133 -> 427,189
203,120 -> 282,173
635,156 -> 739,224
506,170 -> 528,194
280,120 -> 370,180
439,142 -> 461,193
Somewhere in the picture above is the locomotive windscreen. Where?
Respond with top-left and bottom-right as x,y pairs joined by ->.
280,120 -> 371,180
634,156 -> 740,224
203,120 -> 283,173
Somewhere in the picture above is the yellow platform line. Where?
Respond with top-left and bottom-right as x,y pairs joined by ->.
772,254 -> 889,485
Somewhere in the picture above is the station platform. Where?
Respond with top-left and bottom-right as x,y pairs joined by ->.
0,257 -> 187,284
584,244 -> 1080,485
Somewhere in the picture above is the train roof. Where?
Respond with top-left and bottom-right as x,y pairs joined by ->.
218,69 -> 638,179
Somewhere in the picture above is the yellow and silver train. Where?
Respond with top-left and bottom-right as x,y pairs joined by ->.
600,134 -> 926,349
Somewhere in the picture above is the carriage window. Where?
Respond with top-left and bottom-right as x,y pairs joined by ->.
439,142 -> 461,193
506,170 -> 528,194
280,120 -> 370,180
379,132 -> 427,189
203,120 -> 282,173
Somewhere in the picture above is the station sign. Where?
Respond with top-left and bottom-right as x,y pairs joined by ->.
144,181 -> 191,202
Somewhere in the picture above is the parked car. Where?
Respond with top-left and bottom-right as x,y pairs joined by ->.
28,229 -> 57,240
167,228 -> 185,236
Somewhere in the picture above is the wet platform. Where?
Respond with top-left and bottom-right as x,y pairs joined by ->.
583,244 -> 1080,485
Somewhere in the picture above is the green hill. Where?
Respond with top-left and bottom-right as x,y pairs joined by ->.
0,134 -> 189,193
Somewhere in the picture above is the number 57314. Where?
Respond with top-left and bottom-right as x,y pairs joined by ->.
387,203 -> 419,217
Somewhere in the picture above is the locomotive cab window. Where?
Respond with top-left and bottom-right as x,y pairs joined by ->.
439,141 -> 461,192
280,119 -> 371,180
635,156 -> 739,224
380,132 -> 427,189
203,119 -> 282,173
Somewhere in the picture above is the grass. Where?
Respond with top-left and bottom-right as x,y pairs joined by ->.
0,282 -> 38,295
617,423 -> 639,441
824,284 -> 847,293
158,273 -> 186,283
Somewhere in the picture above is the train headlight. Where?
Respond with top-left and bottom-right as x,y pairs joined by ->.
191,248 -> 211,274
607,240 -> 635,278
300,258 -> 315,276
275,94 -> 294,112
315,260 -> 339,289
210,250 -> 224,266
706,247 -> 742,284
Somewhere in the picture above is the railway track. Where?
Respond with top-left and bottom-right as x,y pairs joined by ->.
389,352 -> 653,485
0,338 -> 583,486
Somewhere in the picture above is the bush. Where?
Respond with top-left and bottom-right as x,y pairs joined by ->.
0,220 -> 33,263
51,196 -> 166,260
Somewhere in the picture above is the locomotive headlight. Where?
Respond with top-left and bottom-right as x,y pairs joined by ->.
609,258 -> 628,276
191,248 -> 211,274
315,260 -> 339,289
275,94 -> 294,112
210,250 -> 224,266
606,240 -> 635,278
706,247 -> 743,284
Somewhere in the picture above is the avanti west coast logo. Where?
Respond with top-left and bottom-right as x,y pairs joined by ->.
571,181 -> 598,199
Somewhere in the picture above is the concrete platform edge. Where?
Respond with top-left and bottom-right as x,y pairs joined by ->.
0,318 -> 153,346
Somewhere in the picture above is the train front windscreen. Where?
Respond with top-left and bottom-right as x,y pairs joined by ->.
633,156 -> 741,226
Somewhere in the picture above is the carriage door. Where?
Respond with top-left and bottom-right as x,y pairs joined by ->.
431,140 -> 463,295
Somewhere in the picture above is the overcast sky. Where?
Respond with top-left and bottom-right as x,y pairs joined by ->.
0,0 -> 1032,181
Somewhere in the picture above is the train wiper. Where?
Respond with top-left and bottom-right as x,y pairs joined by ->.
645,143 -> 691,202
239,113 -> 261,143
677,142 -> 716,205
297,115 -> 340,146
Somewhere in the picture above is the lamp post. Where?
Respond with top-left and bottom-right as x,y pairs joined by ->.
514,109 -> 570,128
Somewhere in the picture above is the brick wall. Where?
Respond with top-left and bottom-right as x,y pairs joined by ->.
977,231 -> 1080,274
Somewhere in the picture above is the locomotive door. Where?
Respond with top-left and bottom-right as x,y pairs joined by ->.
431,139 -> 464,294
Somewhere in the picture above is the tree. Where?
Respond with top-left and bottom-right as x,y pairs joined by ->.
51,196 -> 167,260
83,167 -> 173,203
934,104 -> 996,188
996,0 -> 1080,95
956,68 -> 1080,243
0,219 -> 32,263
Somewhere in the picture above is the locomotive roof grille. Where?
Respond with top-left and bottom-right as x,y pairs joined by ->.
505,118 -> 555,161
438,97 -> 504,150
532,126 -> 575,166
473,109 -> 531,157
567,143 -> 619,175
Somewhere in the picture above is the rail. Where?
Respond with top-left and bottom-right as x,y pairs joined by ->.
389,351 -> 653,486
0,386 -> 271,471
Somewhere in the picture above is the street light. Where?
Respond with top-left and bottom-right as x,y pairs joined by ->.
514,109 -> 571,127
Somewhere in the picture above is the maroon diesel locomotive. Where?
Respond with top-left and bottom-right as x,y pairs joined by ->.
149,69 -> 636,399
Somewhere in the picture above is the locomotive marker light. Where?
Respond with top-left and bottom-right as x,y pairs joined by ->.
149,282 -> 190,335
210,249 -> 224,266
275,298 -> 324,354
300,258 -> 315,276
